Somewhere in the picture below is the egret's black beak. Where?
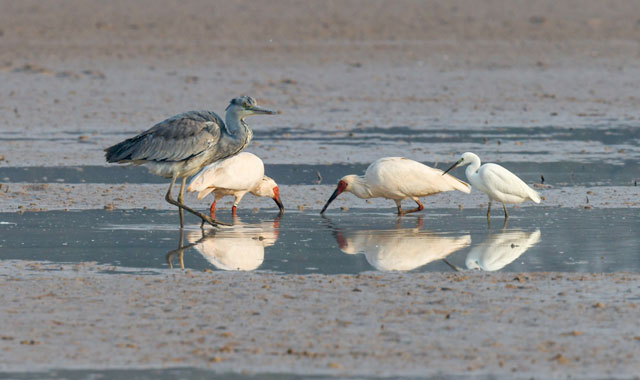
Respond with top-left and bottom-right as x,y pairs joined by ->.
320,180 -> 347,214
443,159 -> 463,176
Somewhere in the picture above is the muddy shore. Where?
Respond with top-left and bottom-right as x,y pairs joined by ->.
1,1 -> 640,378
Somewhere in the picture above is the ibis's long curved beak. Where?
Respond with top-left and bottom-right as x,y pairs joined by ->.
250,105 -> 281,115
442,159 -> 462,176
273,196 -> 285,215
320,188 -> 341,214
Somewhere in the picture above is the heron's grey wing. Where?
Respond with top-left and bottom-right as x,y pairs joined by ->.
105,111 -> 223,163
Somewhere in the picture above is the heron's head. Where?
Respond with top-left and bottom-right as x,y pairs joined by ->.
252,176 -> 284,215
320,175 -> 356,214
226,96 -> 280,117
443,152 -> 477,175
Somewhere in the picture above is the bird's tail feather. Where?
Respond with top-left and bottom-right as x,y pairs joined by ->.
444,174 -> 471,194
528,188 -> 541,203
196,187 -> 215,200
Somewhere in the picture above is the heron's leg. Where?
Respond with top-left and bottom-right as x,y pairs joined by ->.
165,178 -> 230,227
178,177 -> 187,228
503,203 -> 509,219
399,198 -> 425,215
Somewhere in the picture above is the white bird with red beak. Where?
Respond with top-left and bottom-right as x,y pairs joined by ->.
187,152 -> 284,218
321,157 -> 471,215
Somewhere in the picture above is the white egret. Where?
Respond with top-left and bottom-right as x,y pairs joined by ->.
187,152 -> 284,218
443,152 -> 540,219
321,157 -> 471,215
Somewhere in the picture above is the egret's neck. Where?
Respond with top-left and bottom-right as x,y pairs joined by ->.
349,176 -> 374,199
465,157 -> 481,178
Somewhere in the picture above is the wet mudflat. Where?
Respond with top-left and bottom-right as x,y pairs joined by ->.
1,207 -> 638,274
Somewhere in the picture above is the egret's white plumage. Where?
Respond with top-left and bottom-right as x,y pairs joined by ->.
337,227 -> 471,271
466,229 -> 541,271
321,157 -> 471,215
444,152 -> 540,219
187,152 -> 284,217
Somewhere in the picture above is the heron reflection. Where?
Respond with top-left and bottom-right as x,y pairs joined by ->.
166,217 -> 280,271
466,229 -> 541,271
332,218 -> 471,271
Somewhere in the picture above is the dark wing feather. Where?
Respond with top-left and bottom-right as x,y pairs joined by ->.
105,111 -> 223,163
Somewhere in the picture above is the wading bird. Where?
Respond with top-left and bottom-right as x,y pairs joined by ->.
104,96 -> 279,227
443,152 -> 541,220
187,152 -> 284,218
320,157 -> 471,215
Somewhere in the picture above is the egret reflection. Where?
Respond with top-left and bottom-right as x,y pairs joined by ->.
466,229 -> 541,271
332,218 -> 471,271
166,217 -> 280,271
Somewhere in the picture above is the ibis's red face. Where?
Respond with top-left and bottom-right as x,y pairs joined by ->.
272,186 -> 285,214
320,180 -> 348,214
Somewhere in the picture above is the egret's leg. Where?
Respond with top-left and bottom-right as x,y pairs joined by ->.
165,177 -> 229,227
487,201 -> 493,220
400,198 -> 425,215
503,203 -> 509,219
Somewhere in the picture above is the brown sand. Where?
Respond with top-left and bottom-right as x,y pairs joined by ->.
1,1 -> 640,377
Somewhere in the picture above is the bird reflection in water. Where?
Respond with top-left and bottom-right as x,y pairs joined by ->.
466,229 -> 541,271
330,217 -> 471,271
166,217 -> 280,271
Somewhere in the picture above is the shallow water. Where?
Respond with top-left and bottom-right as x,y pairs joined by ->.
1,208 -> 638,274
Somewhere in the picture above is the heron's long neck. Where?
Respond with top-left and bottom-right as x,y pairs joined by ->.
350,176 -> 374,199
224,112 -> 253,152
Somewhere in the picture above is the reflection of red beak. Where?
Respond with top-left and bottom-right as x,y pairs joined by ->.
320,180 -> 347,214
335,230 -> 348,250
273,186 -> 284,215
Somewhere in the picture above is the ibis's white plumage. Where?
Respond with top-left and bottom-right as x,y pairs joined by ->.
321,157 -> 470,214
187,220 -> 279,271
187,152 -> 284,216
365,157 -> 471,198
338,228 -> 471,271
188,152 -> 264,200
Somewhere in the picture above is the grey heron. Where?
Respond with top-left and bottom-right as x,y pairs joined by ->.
104,96 -> 279,227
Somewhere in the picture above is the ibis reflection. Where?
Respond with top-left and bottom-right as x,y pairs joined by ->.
466,229 -> 541,271
333,218 -> 471,271
167,217 -> 280,271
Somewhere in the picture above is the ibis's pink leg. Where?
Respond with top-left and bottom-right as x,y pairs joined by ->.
398,199 -> 424,215
209,201 -> 217,219
232,205 -> 237,217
